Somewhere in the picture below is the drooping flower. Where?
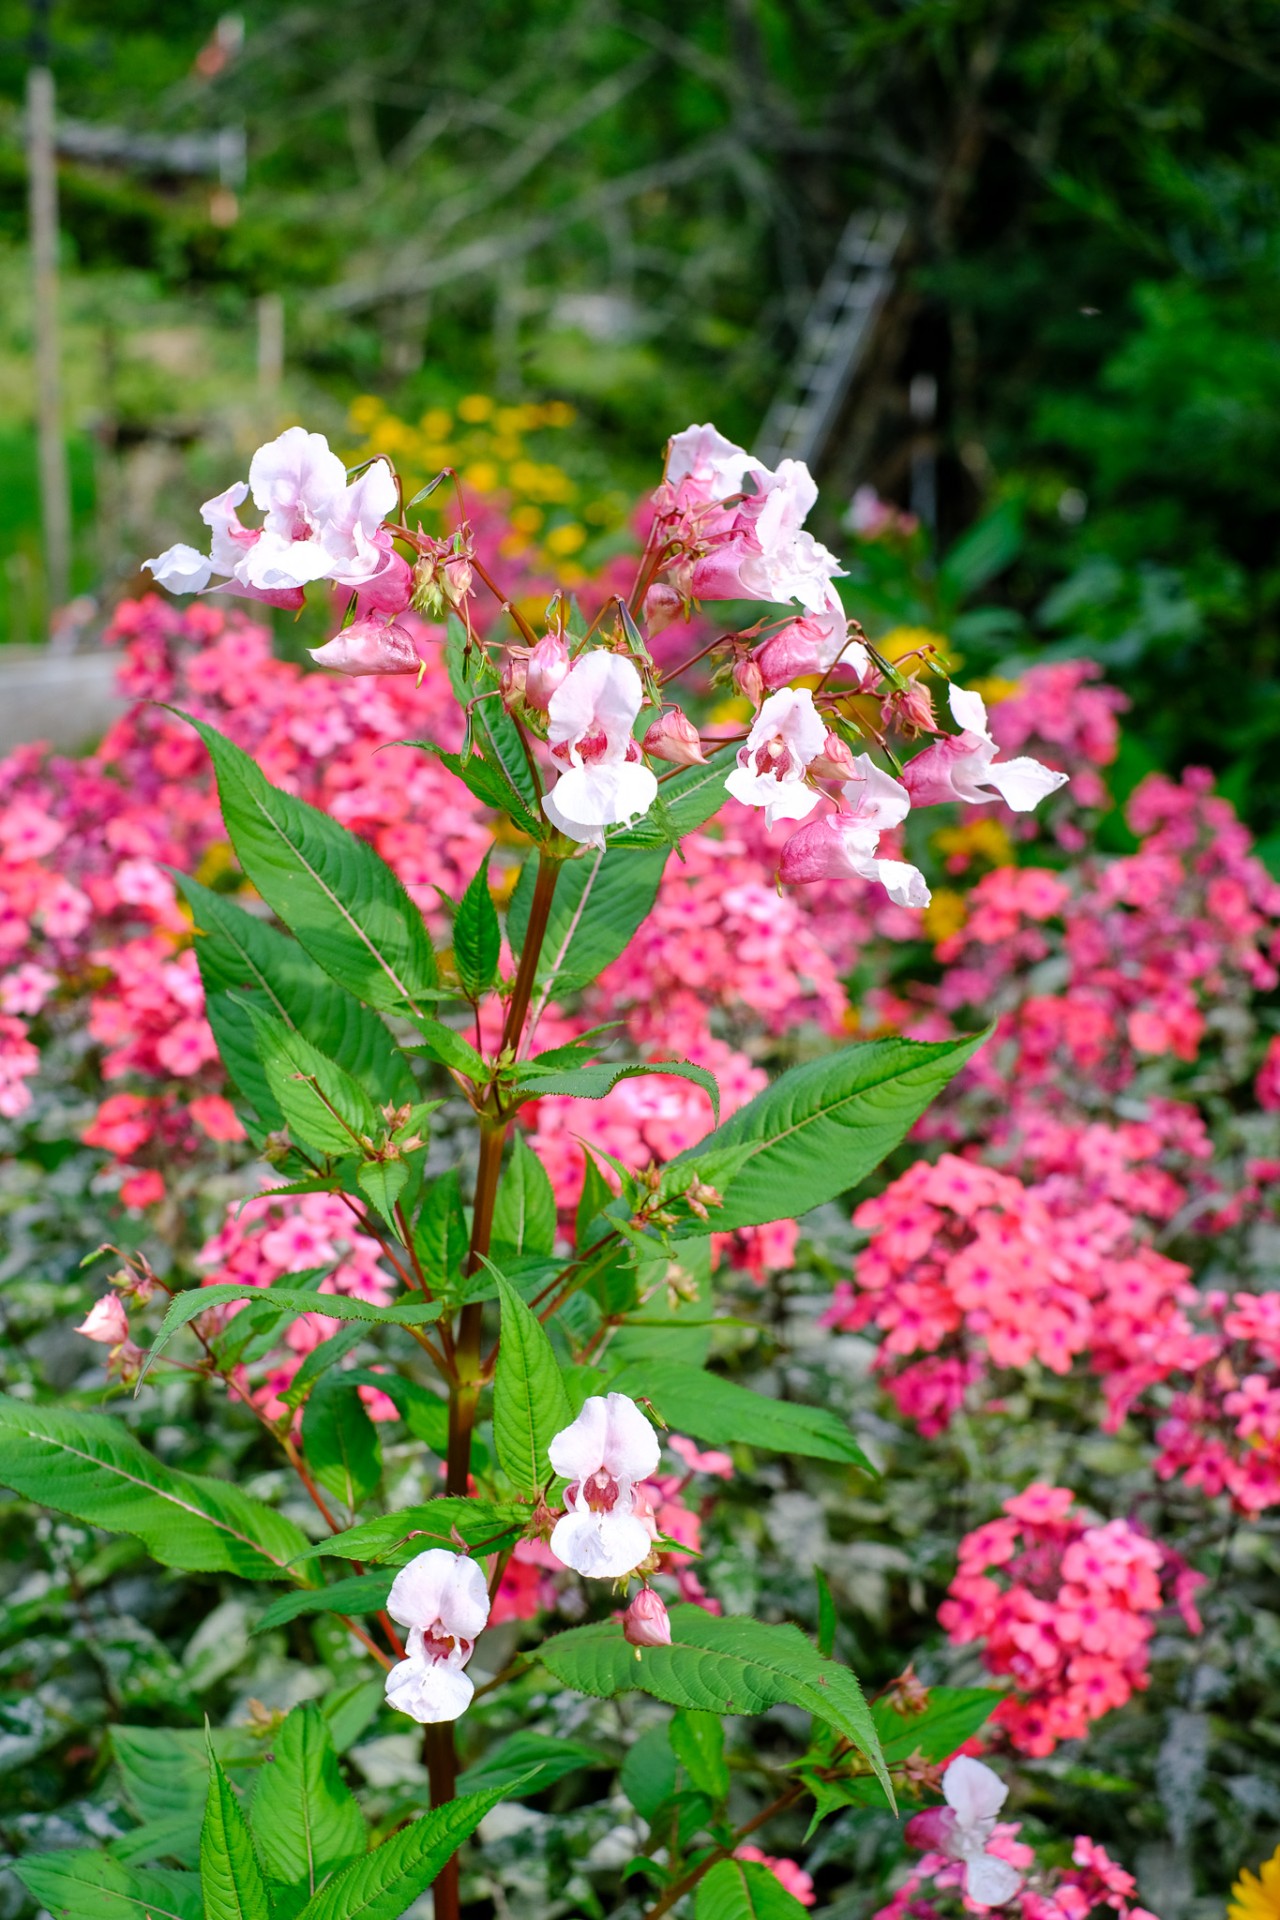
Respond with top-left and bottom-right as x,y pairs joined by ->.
383,1548 -> 490,1724
542,652 -> 658,846
548,1391 -> 661,1578
622,1587 -> 672,1647
754,596 -> 868,690
725,687 -> 827,829
642,709 -> 706,768
309,619 -> 420,677
903,685 -> 1069,813
525,632 -> 571,710
905,1756 -> 1024,1908
778,756 -> 930,907
75,1294 -> 129,1346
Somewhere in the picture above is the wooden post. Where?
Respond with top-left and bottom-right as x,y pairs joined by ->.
26,62 -> 72,621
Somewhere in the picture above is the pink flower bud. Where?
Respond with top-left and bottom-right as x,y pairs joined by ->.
526,633 -> 571,710
442,553 -> 473,611
733,657 -> 764,708
310,619 -> 420,677
883,681 -> 937,736
500,651 -> 529,712
110,1339 -> 146,1386
809,730 -> 856,781
623,1588 -> 672,1648
643,583 -> 684,637
76,1295 -> 129,1346
642,709 -> 706,768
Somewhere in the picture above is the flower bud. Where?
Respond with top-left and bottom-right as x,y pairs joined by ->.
441,552 -> 473,611
809,730 -> 857,781
109,1339 -> 146,1387
733,657 -> 764,708
526,633 -> 571,710
623,1588 -> 672,1648
882,681 -> 936,736
76,1295 -> 129,1346
310,619 -> 420,677
643,583 -> 683,637
499,650 -> 529,713
642,709 -> 706,768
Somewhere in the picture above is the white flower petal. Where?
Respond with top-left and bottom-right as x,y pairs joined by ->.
248,426 -> 346,527
665,423 -> 755,496
550,1508 -> 654,1580
944,1756 -> 1008,1825
542,762 -> 657,843
599,1391 -> 661,1482
948,683 -> 990,738
384,1651 -> 475,1724
240,529 -> 339,591
982,755 -> 1070,812
386,1548 -> 489,1639
964,1855 -> 1023,1909
843,755 -> 912,832
145,544 -> 212,593
856,854 -> 930,909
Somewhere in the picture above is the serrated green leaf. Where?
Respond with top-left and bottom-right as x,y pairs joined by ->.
576,1148 -> 617,1250
414,1169 -> 468,1290
606,1360 -> 874,1469
540,1606 -> 892,1806
669,1031 -> 989,1231
357,1157 -> 409,1225
412,739 -> 544,839
241,999 -> 380,1158
815,1569 -> 837,1658
508,842 -> 667,999
402,1019 -> 489,1081
516,1056 -> 720,1122
255,1573 -> 393,1635
201,1743 -> 270,1920
671,1710 -> 729,1803
492,1133 -> 558,1257
871,1686 -> 1000,1765
293,1781 -> 521,1920
251,1703 -> 367,1898
456,1729 -> 604,1796
620,1723 -> 676,1821
180,712 -> 438,1014
454,858 -> 502,998
493,1268 -> 574,1495
291,1499 -> 525,1566
446,616 -> 542,815
13,1851 -> 202,1920
302,1377 -> 382,1510
697,1857 -> 811,1920
0,1397 -> 308,1581
607,742 -> 736,848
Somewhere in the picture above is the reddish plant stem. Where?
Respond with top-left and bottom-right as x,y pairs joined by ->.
470,555 -> 540,646
425,1722 -> 461,1918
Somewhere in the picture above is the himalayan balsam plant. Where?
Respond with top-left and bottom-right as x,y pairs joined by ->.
2,422 -> 1066,1920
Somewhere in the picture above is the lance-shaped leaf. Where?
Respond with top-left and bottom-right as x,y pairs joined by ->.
180,712 -> 438,1014
697,1858 -> 811,1920
241,999 -> 381,1158
200,1743 -> 270,1920
492,1132 -> 558,1256
453,858 -> 502,998
0,1397 -> 308,1581
255,1573 -> 393,1635
507,842 -> 668,999
293,1779 -> 528,1920
140,1285 -> 442,1385
251,1702 -> 367,1898
302,1377 -> 382,1510
12,1853 -> 201,1920
515,1055 -> 720,1122
871,1686 -> 1001,1765
667,1031 -> 988,1231
607,741 -> 736,848
291,1499 -> 526,1567
446,615 -> 541,815
412,738 -> 544,840
540,1605 -> 892,1806
605,1361 -> 873,1470
493,1268 -> 574,1495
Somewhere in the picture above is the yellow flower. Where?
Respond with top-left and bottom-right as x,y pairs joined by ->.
510,504 -> 543,534
923,889 -> 967,944
462,461 -> 499,495
934,818 -> 1014,870
545,522 -> 586,556
1230,1845 -> 1280,1920
418,407 -> 452,440
458,394 -> 493,422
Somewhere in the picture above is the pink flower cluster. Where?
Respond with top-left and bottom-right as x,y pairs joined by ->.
938,1484 -> 1202,1757
876,1827 -> 1159,1920
1152,1291 -> 1280,1513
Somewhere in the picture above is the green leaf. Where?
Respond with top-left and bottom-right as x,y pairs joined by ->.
255,1573 -> 392,1634
670,1031 -> 989,1231
110,1725 -> 260,1864
607,742 -> 736,848
402,1018 -> 489,1082
516,1056 -> 720,1122
0,1397 -> 308,1581
670,1709 -> 729,1802
576,1149 -> 616,1249
181,712 -> 438,1014
292,1499 -> 525,1566
872,1687 -> 1000,1765
141,1285 -> 441,1384
414,739 -> 543,839
242,1000 -> 381,1158
815,1569 -> 837,1658
302,1378 -> 382,1510
293,1781 -> 522,1920
356,1157 -> 409,1224
605,1361 -> 874,1469
177,877 -> 416,1116
493,1268 -> 575,1495
620,1724 -> 676,1821
201,1743 -> 270,1920
540,1605 -> 892,1807
251,1703 -> 367,1898
696,1858 -> 811,1920
456,1729 -> 604,1796
414,1170 -> 469,1290
13,1852 -> 201,1920
454,858 -> 502,998
508,842 -> 667,999
446,616 -> 541,816
492,1133 -> 558,1256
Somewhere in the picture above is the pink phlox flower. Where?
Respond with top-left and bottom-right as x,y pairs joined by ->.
733,1847 -> 816,1907
548,1392 -> 661,1578
383,1549 -> 490,1724
542,651 -> 657,846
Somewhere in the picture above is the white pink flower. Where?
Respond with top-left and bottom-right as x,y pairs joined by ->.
778,756 -> 930,907
542,652 -> 658,847
903,685 -> 1069,813
642,709 -> 706,768
549,1392 -> 660,1579
383,1549 -> 490,1724
905,1756 -> 1024,1909
754,596 -> 869,690
76,1294 -> 129,1346
725,687 -> 827,829
309,619 -> 420,677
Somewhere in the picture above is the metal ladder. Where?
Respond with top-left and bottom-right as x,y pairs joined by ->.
756,209 -> 908,470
